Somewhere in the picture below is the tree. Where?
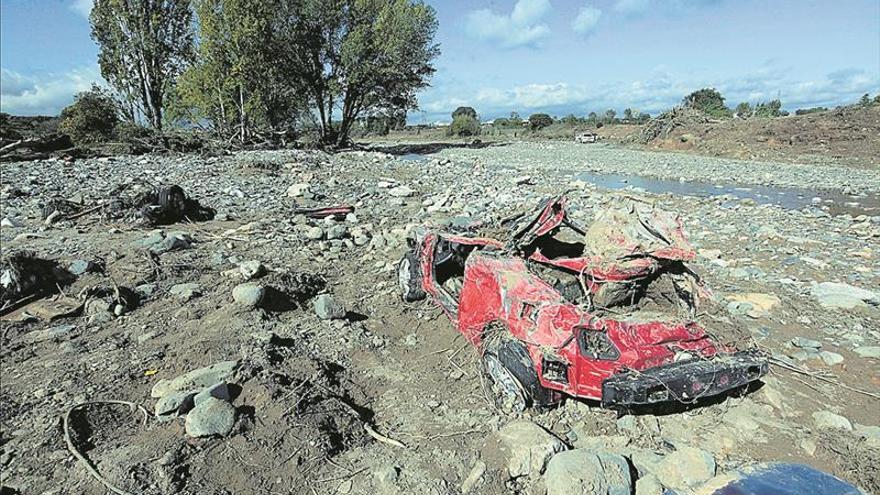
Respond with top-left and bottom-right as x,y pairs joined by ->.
452,106 -> 477,120
604,109 -> 616,124
637,112 -> 651,123
560,114 -> 580,125
448,114 -> 479,136
288,0 -> 439,146
493,117 -> 510,128
859,93 -> 872,106
735,102 -> 752,118
59,85 -> 120,144
528,113 -> 553,130
174,0 -> 311,142
682,88 -> 731,118
508,111 -> 523,127
586,112 -> 598,125
754,99 -> 784,118
90,0 -> 194,130
623,108 -> 633,121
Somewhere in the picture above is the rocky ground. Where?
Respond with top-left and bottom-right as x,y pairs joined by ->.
1,142 -> 878,494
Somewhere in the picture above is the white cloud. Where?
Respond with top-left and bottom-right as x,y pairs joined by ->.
464,0 -> 552,48
70,0 -> 94,18
572,6 -> 602,35
0,66 -> 101,116
416,67 -> 879,122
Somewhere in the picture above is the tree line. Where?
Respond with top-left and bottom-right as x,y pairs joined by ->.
70,0 -> 438,147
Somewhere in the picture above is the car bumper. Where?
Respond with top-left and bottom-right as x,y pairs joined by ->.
600,350 -> 768,407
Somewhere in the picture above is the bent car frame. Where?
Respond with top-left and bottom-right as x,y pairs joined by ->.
398,196 -> 767,410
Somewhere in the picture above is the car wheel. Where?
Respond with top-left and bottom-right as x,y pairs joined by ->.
482,330 -> 555,412
398,250 -> 426,302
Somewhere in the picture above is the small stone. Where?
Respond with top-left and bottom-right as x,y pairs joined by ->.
388,185 -> 414,197
326,224 -> 347,240
314,294 -> 345,320
286,183 -> 311,197
185,397 -> 235,437
68,260 -> 98,276
461,461 -> 486,494
135,284 -> 158,297
812,411 -> 852,431
305,226 -> 324,240
238,260 -> 265,280
169,283 -> 201,301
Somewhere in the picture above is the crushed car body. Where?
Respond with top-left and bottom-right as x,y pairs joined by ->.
399,195 -> 767,410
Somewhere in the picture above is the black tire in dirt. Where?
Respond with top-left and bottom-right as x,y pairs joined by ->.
482,329 -> 556,412
398,250 -> 426,302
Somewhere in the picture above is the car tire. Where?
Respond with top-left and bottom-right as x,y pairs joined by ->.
398,250 -> 426,302
482,328 -> 556,412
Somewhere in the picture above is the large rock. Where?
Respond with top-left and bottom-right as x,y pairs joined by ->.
169,283 -> 202,301
631,445 -> 715,492
185,397 -> 235,437
482,420 -> 567,480
286,183 -> 311,197
811,282 -> 879,309
232,283 -> 265,308
151,360 -> 238,398
853,346 -> 880,359
543,449 -> 631,495
238,260 -> 265,280
812,410 -> 853,431
314,294 -> 345,320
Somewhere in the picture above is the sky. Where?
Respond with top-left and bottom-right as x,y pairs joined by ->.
1,0 -> 878,122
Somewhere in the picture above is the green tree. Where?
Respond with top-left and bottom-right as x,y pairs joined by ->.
859,93 -> 871,106
604,109 -> 616,123
682,88 -> 731,118
560,114 -> 580,125
586,112 -> 598,125
528,113 -> 553,130
493,117 -> 510,128
735,102 -> 752,118
508,111 -> 522,126
448,115 -> 479,136
623,108 -> 633,121
59,85 -> 120,144
174,0 -> 300,142
90,0 -> 194,130
754,99 -> 784,118
288,0 -> 439,146
452,106 -> 477,120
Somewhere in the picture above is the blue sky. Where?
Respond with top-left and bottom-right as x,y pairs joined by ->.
1,0 -> 878,122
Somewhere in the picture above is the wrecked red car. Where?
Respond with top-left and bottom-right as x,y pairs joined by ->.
398,196 -> 767,410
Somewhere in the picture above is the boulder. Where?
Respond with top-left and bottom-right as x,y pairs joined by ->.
286,183 -> 311,197
631,445 -> 715,491
812,410 -> 852,431
314,294 -> 345,320
151,360 -> 238,398
481,420 -> 567,480
543,449 -> 631,495
232,283 -> 265,308
185,397 -> 235,437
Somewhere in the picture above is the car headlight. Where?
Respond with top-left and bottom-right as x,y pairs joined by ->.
577,327 -> 620,360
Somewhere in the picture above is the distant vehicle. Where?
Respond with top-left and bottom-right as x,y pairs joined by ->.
398,196 -> 768,411
575,131 -> 599,143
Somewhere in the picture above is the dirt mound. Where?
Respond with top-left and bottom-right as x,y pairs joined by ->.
616,104 -> 880,168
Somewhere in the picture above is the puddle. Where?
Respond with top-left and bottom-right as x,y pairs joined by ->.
572,171 -> 880,217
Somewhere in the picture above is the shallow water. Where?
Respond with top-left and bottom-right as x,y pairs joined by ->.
396,152 -> 879,216
571,170 -> 880,217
